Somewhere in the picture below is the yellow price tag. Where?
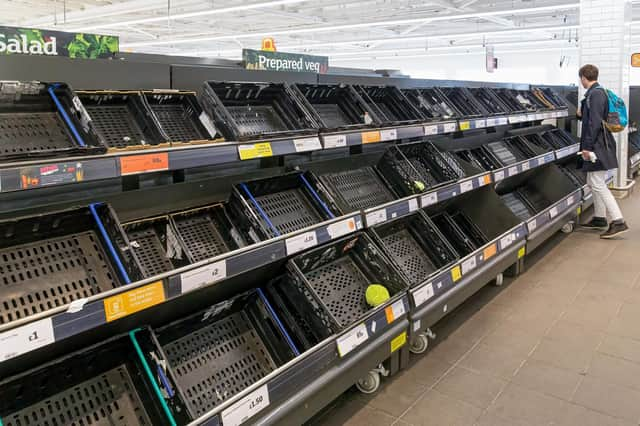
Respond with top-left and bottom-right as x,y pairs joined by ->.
238,142 -> 273,160
451,265 -> 462,282
483,174 -> 492,185
518,246 -> 526,259
459,121 -> 470,131
104,281 -> 165,322
390,331 -> 407,353
361,131 -> 381,144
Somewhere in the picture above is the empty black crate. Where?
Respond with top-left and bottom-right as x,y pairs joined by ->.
231,171 -> 338,241
318,165 -> 396,213
143,90 -> 217,143
0,203 -> 144,325
431,211 -> 488,257
78,90 -> 164,149
558,163 -> 587,188
453,146 -> 502,171
532,87 -> 568,109
289,233 -> 408,329
500,192 -> 537,221
369,211 -> 459,286
522,133 -> 556,152
124,215 -> 190,277
485,138 -> 532,166
0,333 -> 182,426
440,87 -> 487,118
402,87 -> 460,121
514,89 -> 548,111
200,81 -> 319,141
354,85 -> 424,125
170,204 -> 244,263
292,83 -> 379,131
517,186 -> 552,212
493,88 -> 529,113
0,81 -> 105,161
145,289 -> 299,418
469,88 -> 511,116
541,128 -> 575,149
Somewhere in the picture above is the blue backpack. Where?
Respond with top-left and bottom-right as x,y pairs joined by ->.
602,88 -> 628,133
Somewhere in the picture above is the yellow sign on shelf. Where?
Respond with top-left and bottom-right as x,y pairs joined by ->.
518,246 -> 526,259
361,131 -> 381,144
390,331 -> 407,353
483,243 -> 497,260
104,281 -> 165,322
459,121 -> 471,131
451,265 -> 462,282
238,142 -> 273,160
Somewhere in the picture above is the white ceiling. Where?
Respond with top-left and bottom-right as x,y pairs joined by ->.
3,0 -> 636,63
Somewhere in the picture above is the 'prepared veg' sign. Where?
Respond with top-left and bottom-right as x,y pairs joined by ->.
243,49 -> 328,74
0,26 -> 118,59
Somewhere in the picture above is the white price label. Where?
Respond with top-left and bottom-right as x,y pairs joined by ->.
390,299 -> 406,319
526,113 -> 537,121
444,122 -> 457,132
366,209 -> 387,226
181,260 -> 227,293
380,129 -> 398,141
0,318 -> 55,361
486,118 -> 497,127
478,176 -> 486,186
494,170 -> 505,181
497,117 -> 508,125
285,231 -> 317,255
508,115 -> 519,124
323,134 -> 347,149
536,113 -> 545,120
293,137 -> 322,153
522,162 -> 530,172
549,206 -> 559,218
528,219 -> 538,233
421,192 -> 439,207
569,145 -> 580,154
567,195 -> 574,205
475,119 -> 486,128
413,320 -> 421,332
424,125 -> 438,135
413,283 -> 435,307
337,323 -> 369,357
508,166 -> 519,176
500,233 -> 515,249
460,180 -> 473,194
221,384 -> 270,426
199,112 -> 218,138
461,256 -> 477,274
327,218 -> 357,239
408,198 -> 419,212
536,157 -> 546,167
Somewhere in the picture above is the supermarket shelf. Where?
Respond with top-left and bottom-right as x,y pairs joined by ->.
492,152 -> 557,182
525,188 -> 583,253
0,109 -> 568,194
555,143 -> 581,160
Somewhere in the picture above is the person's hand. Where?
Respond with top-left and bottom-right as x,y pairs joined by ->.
581,150 -> 592,161
576,107 -> 582,119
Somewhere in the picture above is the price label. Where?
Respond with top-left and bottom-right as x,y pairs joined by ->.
536,156 -> 546,167
104,281 -> 165,322
460,180 -> 474,193
522,162 -> 530,172
500,233 -> 515,250
474,119 -> 486,128
336,323 -> 369,357
528,219 -> 538,233
120,153 -> 169,175
459,121 -> 471,131
508,166 -> 519,176
181,261 -> 227,293
380,129 -> 398,141
408,198 -> 419,212
323,134 -> 347,149
293,137 -> 322,153
327,217 -> 357,239
413,283 -> 435,307
0,318 -> 55,361
483,243 -> 497,260
486,118 -> 497,127
366,209 -> 387,226
199,111 -> 218,138
549,206 -> 559,218
526,113 -> 537,122
536,113 -> 546,120
461,256 -> 477,274
385,299 -> 406,324
497,117 -> 509,125
481,174 -> 492,185
494,170 -> 505,181
285,231 -> 317,255
567,195 -> 574,205
361,131 -> 381,144
444,122 -> 457,133
221,384 -> 270,426
424,125 -> 438,135
508,115 -> 520,124
451,265 -> 462,282
238,142 -> 273,160
390,332 -> 407,353
421,192 -> 438,207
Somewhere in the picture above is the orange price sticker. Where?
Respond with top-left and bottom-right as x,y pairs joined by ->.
483,174 -> 492,185
120,153 -> 169,175
104,281 -> 165,322
361,131 -> 381,144
483,243 -> 497,260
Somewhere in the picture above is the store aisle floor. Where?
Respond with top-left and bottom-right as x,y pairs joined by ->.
310,188 -> 640,426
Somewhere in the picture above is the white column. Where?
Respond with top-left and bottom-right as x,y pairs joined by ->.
579,0 -> 632,187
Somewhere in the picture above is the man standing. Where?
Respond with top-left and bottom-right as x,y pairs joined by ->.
578,64 -> 629,238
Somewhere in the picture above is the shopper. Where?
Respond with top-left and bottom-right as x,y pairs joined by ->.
577,64 -> 629,238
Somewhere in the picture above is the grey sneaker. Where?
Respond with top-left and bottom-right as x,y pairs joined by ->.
600,221 -> 629,239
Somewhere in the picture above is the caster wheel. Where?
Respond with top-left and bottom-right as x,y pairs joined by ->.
356,370 -> 381,394
561,222 -> 574,233
410,333 -> 429,354
494,273 -> 504,286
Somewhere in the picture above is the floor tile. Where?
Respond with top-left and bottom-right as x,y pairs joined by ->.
486,383 -> 568,425
434,366 -> 507,409
473,411 -> 533,426
511,359 -> 582,401
529,337 -> 595,373
365,369 -> 428,417
572,376 -> 640,422
588,352 -> 640,391
459,342 -> 527,379
607,315 -> 640,340
598,334 -> 640,364
480,323 -> 541,356
399,390 -> 482,426
556,402 -> 636,426
406,353 -> 454,387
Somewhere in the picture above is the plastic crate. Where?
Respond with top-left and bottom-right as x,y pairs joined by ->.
439,87 -> 487,118
143,90 -> 218,143
354,85 -> 424,125
401,88 -> 460,121
318,165 -> 396,213
292,83 -> 380,131
523,133 -> 556,152
453,146 -> 502,171
0,333 -> 185,426
231,171 -> 338,241
541,128 -> 575,149
369,211 -> 459,286
505,136 -> 540,158
500,192 -> 536,221
485,138 -> 532,166
380,141 -> 464,197
145,289 -> 299,419
517,186 -> 552,212
492,88 -> 529,113
200,81 -> 319,141
77,90 -> 165,149
532,87 -> 568,109
170,203 -> 244,263
289,233 -> 408,329
124,216 -> 190,277
558,163 -> 587,187
431,211 -> 488,257
468,87 -> 511,116
0,203 -> 144,325
514,89 -> 548,111
0,81 -> 105,161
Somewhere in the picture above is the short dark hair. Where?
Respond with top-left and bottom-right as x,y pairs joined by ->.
579,64 -> 599,81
